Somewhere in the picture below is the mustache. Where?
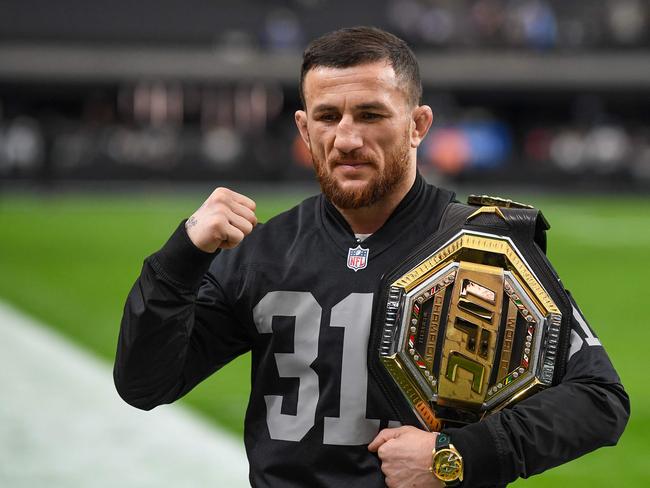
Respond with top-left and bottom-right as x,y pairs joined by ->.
328,152 -> 376,165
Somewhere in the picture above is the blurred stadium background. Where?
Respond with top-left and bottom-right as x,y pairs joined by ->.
0,1 -> 648,486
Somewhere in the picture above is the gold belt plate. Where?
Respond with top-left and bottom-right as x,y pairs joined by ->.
379,231 -> 562,430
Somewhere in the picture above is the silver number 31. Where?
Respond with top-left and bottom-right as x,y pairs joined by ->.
253,291 -> 385,446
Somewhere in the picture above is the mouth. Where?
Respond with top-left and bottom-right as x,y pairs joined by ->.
333,160 -> 373,168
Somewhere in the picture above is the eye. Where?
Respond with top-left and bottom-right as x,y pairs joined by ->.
361,112 -> 383,121
316,113 -> 339,122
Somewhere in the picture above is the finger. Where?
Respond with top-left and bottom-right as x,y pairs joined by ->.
228,210 -> 254,236
219,225 -> 246,249
209,187 -> 256,212
231,201 -> 258,227
377,441 -> 393,460
368,428 -> 401,452
225,188 -> 256,211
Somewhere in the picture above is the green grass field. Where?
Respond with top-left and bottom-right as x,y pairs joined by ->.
0,189 -> 647,487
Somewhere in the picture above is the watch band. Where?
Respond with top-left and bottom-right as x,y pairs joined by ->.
436,432 -> 452,451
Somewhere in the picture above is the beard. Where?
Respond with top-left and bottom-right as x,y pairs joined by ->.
312,136 -> 412,210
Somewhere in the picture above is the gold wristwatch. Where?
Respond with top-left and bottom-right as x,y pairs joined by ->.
430,433 -> 464,487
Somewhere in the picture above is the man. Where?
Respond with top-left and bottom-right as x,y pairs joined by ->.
114,27 -> 629,487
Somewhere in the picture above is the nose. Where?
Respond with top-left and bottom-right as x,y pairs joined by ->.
333,115 -> 363,154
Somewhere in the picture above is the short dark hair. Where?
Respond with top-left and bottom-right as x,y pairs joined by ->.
299,26 -> 422,108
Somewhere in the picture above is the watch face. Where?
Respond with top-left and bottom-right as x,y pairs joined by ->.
433,448 -> 463,482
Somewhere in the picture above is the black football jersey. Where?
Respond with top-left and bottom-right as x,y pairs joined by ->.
115,174 -> 629,487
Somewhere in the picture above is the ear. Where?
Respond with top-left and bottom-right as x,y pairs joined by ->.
295,110 -> 310,149
410,105 -> 434,148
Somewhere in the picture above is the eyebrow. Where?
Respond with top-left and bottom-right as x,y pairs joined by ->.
311,104 -> 338,114
311,102 -> 391,114
355,102 -> 390,111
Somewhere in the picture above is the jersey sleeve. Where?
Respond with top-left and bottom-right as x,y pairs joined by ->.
442,291 -> 630,487
113,221 -> 252,411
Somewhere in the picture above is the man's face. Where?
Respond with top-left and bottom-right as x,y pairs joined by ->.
295,61 -> 429,209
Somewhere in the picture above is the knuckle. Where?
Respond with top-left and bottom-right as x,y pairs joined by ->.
377,443 -> 389,459
213,213 -> 228,226
377,428 -> 390,440
211,187 -> 229,203
382,469 -> 396,484
211,216 -> 229,235
213,202 -> 229,214
213,229 -> 228,242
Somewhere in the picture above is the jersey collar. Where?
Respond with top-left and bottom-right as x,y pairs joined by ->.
318,172 -> 450,259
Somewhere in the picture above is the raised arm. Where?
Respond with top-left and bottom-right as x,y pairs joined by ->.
114,188 -> 258,410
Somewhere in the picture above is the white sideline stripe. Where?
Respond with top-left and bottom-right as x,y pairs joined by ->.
0,301 -> 249,488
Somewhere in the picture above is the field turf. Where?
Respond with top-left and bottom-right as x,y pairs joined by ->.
0,190 -> 647,487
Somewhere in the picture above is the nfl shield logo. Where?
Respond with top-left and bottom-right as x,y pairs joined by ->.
347,245 -> 369,272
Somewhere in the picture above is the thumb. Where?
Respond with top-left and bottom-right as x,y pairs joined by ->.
368,427 -> 404,452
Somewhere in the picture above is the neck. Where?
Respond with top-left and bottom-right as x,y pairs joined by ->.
335,166 -> 417,234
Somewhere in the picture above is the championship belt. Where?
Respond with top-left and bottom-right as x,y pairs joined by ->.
369,196 -> 572,430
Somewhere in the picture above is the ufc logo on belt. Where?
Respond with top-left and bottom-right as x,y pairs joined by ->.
438,262 -> 503,406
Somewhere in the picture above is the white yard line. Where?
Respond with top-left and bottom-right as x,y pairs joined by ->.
0,301 -> 249,487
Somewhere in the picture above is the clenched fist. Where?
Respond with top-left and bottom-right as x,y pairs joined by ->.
368,426 -> 441,488
185,187 -> 257,252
